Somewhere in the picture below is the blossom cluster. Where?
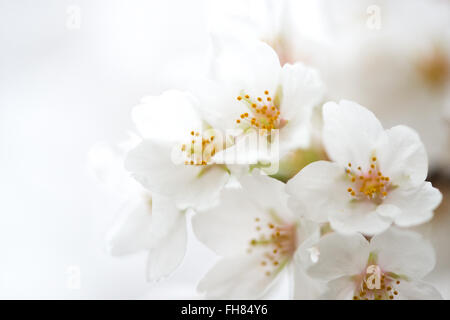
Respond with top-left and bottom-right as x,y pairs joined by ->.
96,33 -> 446,300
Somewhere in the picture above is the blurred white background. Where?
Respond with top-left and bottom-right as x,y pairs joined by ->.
1,0 -> 449,299
0,0 -> 216,299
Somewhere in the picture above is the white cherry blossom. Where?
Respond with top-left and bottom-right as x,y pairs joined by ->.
287,100 -> 442,235
307,227 -> 442,300
192,173 -> 323,299
193,37 -> 325,167
125,90 -> 230,211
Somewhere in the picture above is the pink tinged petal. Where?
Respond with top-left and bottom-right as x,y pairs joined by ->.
385,182 -> 442,227
322,100 -> 384,168
197,253 -> 281,299
132,90 -> 201,143
106,198 -> 153,256
286,161 -> 349,223
376,125 -> 428,187
396,280 -> 443,300
321,276 -> 357,300
146,195 -> 187,281
329,201 -> 393,236
307,232 -> 370,281
370,227 -> 436,279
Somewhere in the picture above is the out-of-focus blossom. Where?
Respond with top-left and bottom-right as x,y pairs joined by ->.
316,0 -> 450,168
125,90 -> 230,211
308,227 -> 442,300
192,173 -> 323,299
88,135 -> 142,200
194,37 -> 324,166
205,0 -> 321,66
89,137 -> 188,281
287,101 -> 442,235
107,194 -> 187,281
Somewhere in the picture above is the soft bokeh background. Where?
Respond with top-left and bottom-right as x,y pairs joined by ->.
0,0 -> 448,299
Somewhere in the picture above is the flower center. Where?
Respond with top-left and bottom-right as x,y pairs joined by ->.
235,90 -> 285,132
181,131 -> 217,166
247,214 -> 297,277
345,157 -> 392,203
353,265 -> 402,300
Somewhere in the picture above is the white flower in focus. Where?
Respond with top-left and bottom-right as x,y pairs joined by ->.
192,173 -> 323,299
194,37 -> 324,167
287,101 -> 442,235
308,228 -> 442,300
125,90 -> 230,211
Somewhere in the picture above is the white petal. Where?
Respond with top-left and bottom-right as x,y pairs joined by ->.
329,202 -> 394,236
293,265 -> 326,300
320,276 -> 356,300
307,232 -> 370,280
192,188 -> 271,256
125,140 -> 228,210
279,63 -> 324,120
106,197 -> 153,256
370,227 -> 436,279
376,125 -> 428,187
150,195 -> 185,240
88,142 -> 141,197
191,79 -> 243,132
286,161 -> 348,223
146,195 -> 187,281
146,211 -> 187,281
238,172 -> 291,219
293,238 -> 326,300
197,252 -> 279,299
323,100 -> 384,168
175,165 -> 230,211
386,182 -> 442,227
125,140 -> 197,196
132,90 -> 201,143
277,115 -> 312,154
396,280 -> 443,300
208,36 -> 281,96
